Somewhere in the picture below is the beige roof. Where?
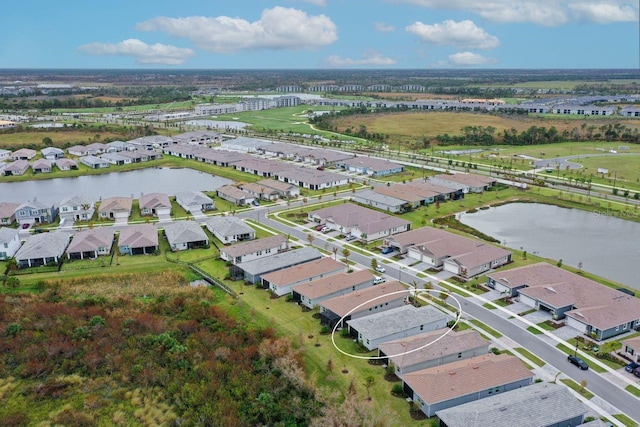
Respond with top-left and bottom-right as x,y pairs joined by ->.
261,256 -> 345,286
311,203 -> 410,235
217,185 -> 254,201
374,185 -> 425,203
406,181 -> 457,195
447,244 -> 512,270
388,226 -> 451,248
321,281 -> 405,316
139,193 -> 171,210
292,269 -> 374,299
490,263 -> 640,330
67,228 -> 115,253
402,354 -> 533,404
343,157 -> 403,172
222,234 -> 286,258
239,182 -> 278,195
258,178 -> 296,192
378,329 -> 488,369
0,202 -> 21,219
98,197 -> 133,214
234,158 -> 294,174
623,337 -> 640,351
409,230 -> 483,260
432,173 -> 495,187
119,224 -> 158,248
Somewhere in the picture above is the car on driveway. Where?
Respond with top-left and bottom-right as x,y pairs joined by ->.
321,226 -> 330,233
568,354 -> 589,370
381,246 -> 395,254
633,367 -> 640,378
315,224 -> 324,231
625,362 -> 640,373
345,235 -> 357,241
375,266 -> 386,273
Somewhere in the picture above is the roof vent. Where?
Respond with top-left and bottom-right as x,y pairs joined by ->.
499,407 -> 508,412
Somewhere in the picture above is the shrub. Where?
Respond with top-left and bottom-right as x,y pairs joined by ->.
391,384 -> 404,395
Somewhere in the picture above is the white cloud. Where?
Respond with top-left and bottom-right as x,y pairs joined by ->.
446,51 -> 498,66
374,22 -> 396,32
391,0 -> 640,25
136,7 -> 338,53
568,2 -> 637,23
78,39 -> 195,65
326,51 -> 397,67
406,20 -> 499,50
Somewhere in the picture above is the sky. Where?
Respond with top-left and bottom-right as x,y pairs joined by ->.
1,0 -> 639,69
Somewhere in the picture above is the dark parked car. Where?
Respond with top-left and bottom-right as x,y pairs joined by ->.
381,246 -> 395,254
633,367 -> 640,378
625,362 -> 640,373
568,354 -> 589,370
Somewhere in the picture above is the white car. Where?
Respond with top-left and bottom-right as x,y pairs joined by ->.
321,226 -> 330,233
374,265 -> 385,273
373,276 -> 386,285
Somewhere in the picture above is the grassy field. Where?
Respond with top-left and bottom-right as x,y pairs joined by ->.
332,111 -> 640,143
0,130 -> 128,149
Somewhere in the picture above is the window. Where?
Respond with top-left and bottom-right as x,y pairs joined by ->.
458,352 -> 462,358
420,325 -> 424,330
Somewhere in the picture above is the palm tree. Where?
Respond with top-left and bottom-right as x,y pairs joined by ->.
341,248 -> 351,270
332,247 -> 338,260
307,233 -> 315,247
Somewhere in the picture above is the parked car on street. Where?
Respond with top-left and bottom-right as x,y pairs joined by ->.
568,355 -> 589,370
252,199 -> 260,206
375,266 -> 386,273
373,276 -> 386,285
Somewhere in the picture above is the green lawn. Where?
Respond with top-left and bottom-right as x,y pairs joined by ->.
625,384 -> 640,397
613,414 -> 639,427
469,319 -> 503,338
514,347 -> 546,367
560,378 -> 595,400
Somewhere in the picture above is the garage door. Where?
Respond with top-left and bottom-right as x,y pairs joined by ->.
566,316 -> 588,334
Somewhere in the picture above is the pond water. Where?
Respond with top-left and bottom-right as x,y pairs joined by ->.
458,202 -> 639,289
0,167 -> 233,205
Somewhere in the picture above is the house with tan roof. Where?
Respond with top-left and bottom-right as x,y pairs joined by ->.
238,182 -> 279,201
373,184 -> 429,209
216,185 -> 256,206
406,180 -> 462,201
378,328 -> 489,376
203,216 -> 255,244
443,244 -> 512,278
487,262 -> 640,340
98,197 -> 132,221
257,178 -> 300,198
304,148 -> 354,166
622,336 -> 640,363
118,224 -> 159,255
292,269 -> 375,309
347,305 -> 452,351
0,202 -> 21,225
309,203 -> 411,242
32,158 -> 53,174
319,281 -> 406,329
67,227 -> 115,259
4,160 -> 30,176
139,193 -> 171,217
10,148 -> 37,161
402,353 -> 534,417
261,257 -> 346,297
220,234 -> 287,265
56,158 -> 77,171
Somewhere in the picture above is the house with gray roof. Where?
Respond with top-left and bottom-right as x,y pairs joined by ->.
59,195 -> 95,221
352,189 -> 409,213
80,155 -> 109,169
220,234 -> 287,265
435,382 -> 587,427
406,180 -> 461,200
340,157 -> 404,177
320,281 -> 406,329
216,185 -> 256,206
274,167 -> 349,190
261,256 -> 346,297
430,173 -> 495,193
232,158 -> 293,178
127,135 -> 173,150
378,328 -> 489,376
105,140 -> 134,152
41,147 -> 65,160
32,158 -> 53,174
221,136 -> 272,153
0,148 -> 10,161
622,336 -> 640,363
67,145 -> 93,157
98,197 -> 132,221
4,159 -> 30,176
15,231 -> 71,268
304,148 -> 354,166
0,227 -> 21,260
193,149 -> 252,166
173,130 -> 221,145
85,142 -> 106,154
402,353 -> 534,418
139,193 -> 171,217
0,202 -> 21,225
175,190 -> 214,214
292,269 -> 375,309
15,200 -> 58,226
118,224 -> 159,255
164,221 -> 209,251
120,150 -> 161,162
442,243 -> 512,278
100,152 -> 132,165
347,305 -> 451,351
203,216 -> 255,244
67,227 -> 115,260
309,203 -> 411,242
236,246 -> 322,284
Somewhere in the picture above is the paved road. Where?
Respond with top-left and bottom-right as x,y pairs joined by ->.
239,200 -> 640,422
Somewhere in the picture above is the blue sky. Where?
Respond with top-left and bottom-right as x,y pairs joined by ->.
1,0 -> 638,68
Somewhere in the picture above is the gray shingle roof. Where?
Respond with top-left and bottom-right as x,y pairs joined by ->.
67,228 -> 115,253
164,221 -> 208,245
239,246 -> 322,276
222,234 -> 287,258
435,382 -> 588,427
15,231 -> 71,260
347,305 -> 451,340
119,224 -> 158,248
204,216 -> 254,238
0,227 -> 19,244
